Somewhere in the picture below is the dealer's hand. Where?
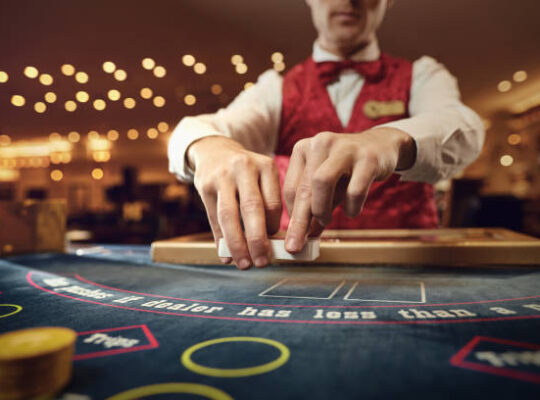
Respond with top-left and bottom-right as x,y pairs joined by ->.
283,128 -> 416,253
187,136 -> 282,269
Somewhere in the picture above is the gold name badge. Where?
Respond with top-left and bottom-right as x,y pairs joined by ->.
363,100 -> 406,119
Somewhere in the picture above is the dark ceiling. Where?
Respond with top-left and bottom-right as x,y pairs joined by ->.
1,0 -> 539,140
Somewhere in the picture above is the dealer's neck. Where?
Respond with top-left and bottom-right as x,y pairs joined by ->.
317,33 -> 380,61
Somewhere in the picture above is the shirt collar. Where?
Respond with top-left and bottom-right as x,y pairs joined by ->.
312,39 -> 381,63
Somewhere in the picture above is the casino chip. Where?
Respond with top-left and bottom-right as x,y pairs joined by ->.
0,327 -> 77,400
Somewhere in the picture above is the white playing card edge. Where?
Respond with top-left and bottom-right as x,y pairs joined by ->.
218,238 -> 320,261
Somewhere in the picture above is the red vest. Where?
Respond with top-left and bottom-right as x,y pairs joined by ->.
274,54 -> 439,230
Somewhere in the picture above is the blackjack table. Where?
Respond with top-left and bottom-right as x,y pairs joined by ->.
1,230 -> 539,399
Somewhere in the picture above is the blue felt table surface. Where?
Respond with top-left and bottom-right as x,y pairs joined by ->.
0,246 -> 539,399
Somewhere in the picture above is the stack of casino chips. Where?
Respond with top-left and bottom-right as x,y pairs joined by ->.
0,327 -> 77,399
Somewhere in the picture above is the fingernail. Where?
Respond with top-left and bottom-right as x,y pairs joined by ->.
254,256 -> 268,268
286,237 -> 299,252
221,257 -> 232,264
238,258 -> 251,270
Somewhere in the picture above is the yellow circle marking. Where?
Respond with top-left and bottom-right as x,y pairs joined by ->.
181,336 -> 290,378
0,304 -> 22,319
106,383 -> 233,400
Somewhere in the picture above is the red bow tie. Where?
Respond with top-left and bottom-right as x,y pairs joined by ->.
316,59 -> 385,85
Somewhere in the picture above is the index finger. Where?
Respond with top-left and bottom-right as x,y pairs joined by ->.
284,171 -> 313,253
217,187 -> 252,270
237,170 -> 272,268
285,140 -> 329,253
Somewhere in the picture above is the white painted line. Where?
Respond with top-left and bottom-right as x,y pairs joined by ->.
259,278 -> 346,300
258,278 -> 289,297
328,280 -> 346,300
344,280 -> 427,303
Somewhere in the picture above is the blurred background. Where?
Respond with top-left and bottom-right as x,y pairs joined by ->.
1,0 -> 539,243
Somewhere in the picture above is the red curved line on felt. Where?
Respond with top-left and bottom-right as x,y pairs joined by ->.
27,272 -> 540,325
450,336 -> 540,384
474,336 -> 540,349
450,336 -> 483,365
77,324 -> 159,348
455,360 -> 540,384
73,324 -> 159,360
73,344 -> 157,361
450,335 -> 540,366
78,324 -> 147,336
141,324 -> 159,347
74,273 -> 540,309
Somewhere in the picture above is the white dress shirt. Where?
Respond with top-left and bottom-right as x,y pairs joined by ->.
168,40 -> 485,184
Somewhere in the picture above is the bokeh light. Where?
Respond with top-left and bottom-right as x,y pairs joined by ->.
50,169 -> 63,182
273,62 -> 286,72
93,99 -> 106,111
235,63 -> 248,74
123,97 -> 136,109
103,61 -> 116,74
68,131 -> 80,143
0,135 -> 11,146
182,55 -> 195,67
153,66 -> 166,78
11,95 -> 26,107
114,69 -> 127,81
497,80 -> 511,93
65,100 -> 77,112
76,91 -> 90,103
231,55 -> 243,65
140,88 -> 153,99
49,132 -> 61,141
91,168 -> 104,180
108,89 -> 121,101
153,96 -> 166,107
271,52 -> 284,63
39,74 -> 53,86
142,58 -> 156,70
75,71 -> 89,84
93,151 -> 111,162
184,94 -> 196,106
29,158 -> 42,168
0,71 -> 9,83
244,82 -> 254,90
513,70 -> 527,83
147,128 -> 159,139
157,122 -> 169,132
107,129 -> 119,141
500,154 -> 514,167
24,66 -> 39,79
88,131 -> 100,140
210,84 -> 223,95
44,92 -> 57,103
507,134 -> 522,145
61,153 -> 72,164
127,129 -> 139,140
61,64 -> 75,76
34,102 -> 47,113
194,63 -> 206,74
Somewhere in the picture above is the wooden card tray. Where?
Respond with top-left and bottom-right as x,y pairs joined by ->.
151,228 -> 540,266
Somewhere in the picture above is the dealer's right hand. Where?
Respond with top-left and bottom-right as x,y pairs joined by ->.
187,136 -> 282,269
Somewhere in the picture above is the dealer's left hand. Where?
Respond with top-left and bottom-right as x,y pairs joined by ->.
283,127 -> 416,253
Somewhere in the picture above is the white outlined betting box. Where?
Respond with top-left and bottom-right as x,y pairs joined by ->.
344,280 -> 426,303
259,278 -> 346,300
259,278 -> 426,303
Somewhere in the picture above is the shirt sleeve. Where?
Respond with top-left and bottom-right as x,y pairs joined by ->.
377,56 -> 485,184
168,69 -> 283,182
